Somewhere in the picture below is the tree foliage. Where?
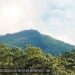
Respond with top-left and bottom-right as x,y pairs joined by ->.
0,43 -> 75,75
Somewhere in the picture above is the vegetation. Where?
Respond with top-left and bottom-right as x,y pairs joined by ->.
0,43 -> 75,75
0,30 -> 75,55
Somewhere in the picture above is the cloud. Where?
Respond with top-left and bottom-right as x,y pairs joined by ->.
0,0 -> 35,34
33,0 -> 75,45
0,0 -> 75,45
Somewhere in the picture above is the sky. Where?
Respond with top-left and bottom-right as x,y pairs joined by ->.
0,0 -> 75,45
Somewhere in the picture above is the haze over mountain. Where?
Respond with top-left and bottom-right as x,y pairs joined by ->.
0,29 -> 75,55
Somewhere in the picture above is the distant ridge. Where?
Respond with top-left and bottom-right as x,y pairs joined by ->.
0,29 -> 75,55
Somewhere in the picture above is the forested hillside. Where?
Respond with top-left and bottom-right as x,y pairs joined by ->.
0,43 -> 75,75
0,30 -> 75,55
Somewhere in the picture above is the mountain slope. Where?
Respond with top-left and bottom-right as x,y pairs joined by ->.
0,29 -> 75,55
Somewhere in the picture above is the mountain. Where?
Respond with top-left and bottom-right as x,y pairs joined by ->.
0,29 -> 75,55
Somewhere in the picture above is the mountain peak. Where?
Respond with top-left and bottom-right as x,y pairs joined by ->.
14,29 -> 41,37
0,29 -> 75,55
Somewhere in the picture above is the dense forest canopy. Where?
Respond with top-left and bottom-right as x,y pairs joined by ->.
0,43 -> 75,75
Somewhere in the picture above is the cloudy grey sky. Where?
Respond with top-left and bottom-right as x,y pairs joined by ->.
0,0 -> 75,45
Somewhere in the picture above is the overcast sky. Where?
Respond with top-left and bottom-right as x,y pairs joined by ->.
0,0 -> 75,45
